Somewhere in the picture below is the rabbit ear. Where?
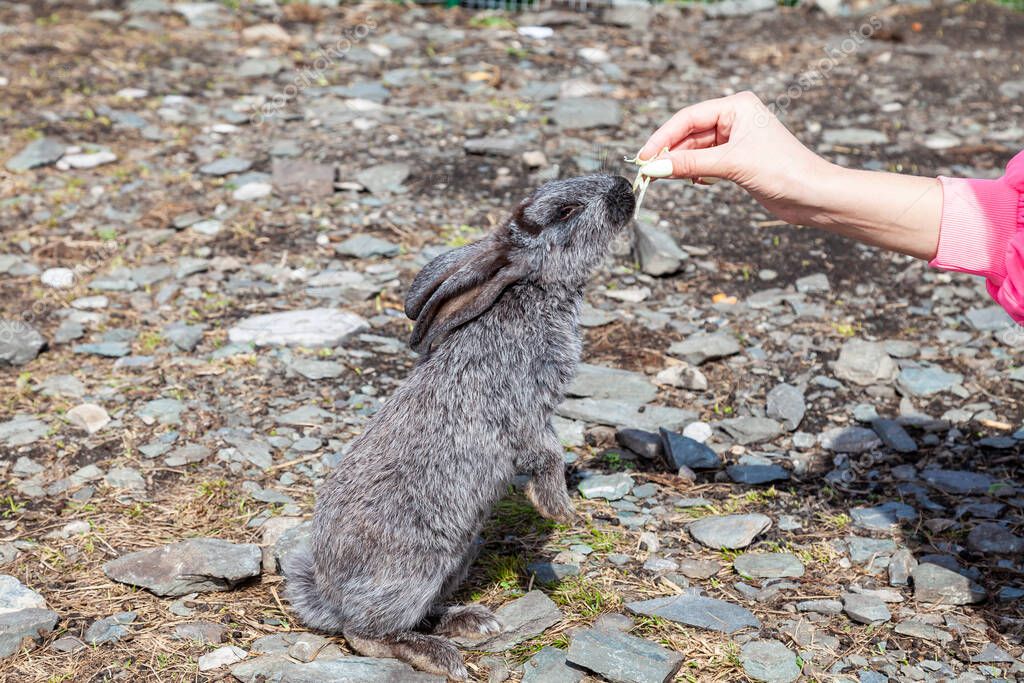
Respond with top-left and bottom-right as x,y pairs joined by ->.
407,239 -> 530,353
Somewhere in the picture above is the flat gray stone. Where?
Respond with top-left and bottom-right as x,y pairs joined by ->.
72,341 -> 131,358
6,137 -> 64,172
894,620 -> 953,644
0,608 -> 59,658
551,98 -> 623,130
911,563 -> 986,605
172,620 -> 228,644
727,464 -> 789,485
635,223 -> 686,276
335,235 -> 399,259
740,639 -> 801,683
84,611 -> 136,645
566,626 -> 683,683
231,654 -> 444,682
199,157 -> 252,176
522,646 -> 585,683
833,339 -> 897,386
0,415 -> 49,447
850,502 -> 917,531
967,523 -> 1024,554
616,428 -> 662,460
668,333 -> 741,365
733,553 -> 805,579
568,364 -> 657,404
229,308 -> 368,348
454,590 -> 562,652
103,538 -> 261,596
870,419 -> 917,453
720,417 -> 782,445
842,592 -> 890,625
971,642 -> 1015,663
689,514 -> 771,550
897,365 -> 963,397
626,591 -> 760,634
0,321 -> 46,366
660,429 -> 721,470
921,469 -> 995,495
0,575 -> 47,614
556,398 -> 696,432
356,162 -> 410,194
578,473 -> 634,501
819,426 -> 881,453
766,383 -> 804,431
463,136 -> 527,157
965,305 -> 1013,332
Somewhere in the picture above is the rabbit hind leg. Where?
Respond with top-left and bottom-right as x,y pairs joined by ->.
433,604 -> 502,639
344,630 -> 468,681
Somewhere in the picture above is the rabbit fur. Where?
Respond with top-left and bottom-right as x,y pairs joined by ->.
284,174 -> 636,680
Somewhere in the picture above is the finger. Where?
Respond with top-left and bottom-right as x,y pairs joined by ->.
639,97 -> 735,159
664,146 -> 734,180
673,127 -> 719,151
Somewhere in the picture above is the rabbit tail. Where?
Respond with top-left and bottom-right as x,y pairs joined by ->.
282,546 -> 344,632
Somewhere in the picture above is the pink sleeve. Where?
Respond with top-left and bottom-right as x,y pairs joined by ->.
930,149 -> 1024,324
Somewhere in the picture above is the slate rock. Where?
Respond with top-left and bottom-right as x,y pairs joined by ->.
822,128 -> 889,146
527,561 -> 579,584
819,426 -> 881,453
921,469 -> 995,495
794,273 -> 830,294
966,523 -> 1024,554
228,308 -> 368,348
163,322 -> 205,351
551,98 -> 623,130
626,591 -> 760,634
455,591 -> 562,652
740,639 -> 801,683
971,642 -> 1015,663
567,363 -> 657,404
335,235 -> 399,259
556,398 -> 695,432
911,563 -> 986,605
0,321 -> 46,366
566,626 -> 683,683
870,419 -> 917,453
578,473 -> 633,500
6,137 -> 64,172
66,403 -> 111,435
273,522 -> 312,574
894,620 -> 953,644
965,305 -> 1012,332
356,162 -> 410,194
654,363 -> 707,391
172,620 -> 227,644
765,383 -> 805,431
850,502 -> 917,532
84,611 -> 136,645
199,157 -> 252,176
897,365 -> 963,397
833,339 -> 897,386
689,514 -> 771,550
660,429 -> 721,470
720,417 -> 782,445
616,428 -> 662,460
272,158 -> 335,198
675,559 -> 721,580
842,592 -> 890,625
0,415 -> 49,447
231,653 -> 444,682
522,646 -> 585,683
463,136 -> 526,157
727,464 -> 789,485
0,575 -> 47,614
888,548 -> 917,586
199,644 -> 247,671
103,538 -> 261,596
0,608 -> 59,658
635,223 -> 686,276
72,341 -> 131,358
734,553 -> 805,579
668,333 -> 741,365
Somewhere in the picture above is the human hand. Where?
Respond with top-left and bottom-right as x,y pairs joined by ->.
637,91 -> 834,225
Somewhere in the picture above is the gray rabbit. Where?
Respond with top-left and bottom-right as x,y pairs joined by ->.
284,174 -> 636,680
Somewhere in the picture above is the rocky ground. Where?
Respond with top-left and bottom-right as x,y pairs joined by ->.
1,0 -> 1023,681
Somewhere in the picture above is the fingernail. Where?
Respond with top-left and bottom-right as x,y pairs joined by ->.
638,158 -> 673,178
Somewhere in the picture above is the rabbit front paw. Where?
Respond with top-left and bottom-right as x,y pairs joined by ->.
525,478 -> 580,526
435,604 -> 502,638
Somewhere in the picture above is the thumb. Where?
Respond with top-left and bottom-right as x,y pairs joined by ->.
665,146 -> 734,181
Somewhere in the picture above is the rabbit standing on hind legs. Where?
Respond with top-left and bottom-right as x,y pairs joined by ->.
284,174 -> 636,681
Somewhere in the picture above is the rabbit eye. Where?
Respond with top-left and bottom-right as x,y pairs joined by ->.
558,204 -> 583,222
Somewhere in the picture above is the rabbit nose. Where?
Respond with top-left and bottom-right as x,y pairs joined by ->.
605,175 -> 636,224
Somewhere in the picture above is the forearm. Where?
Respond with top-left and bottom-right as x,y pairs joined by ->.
787,164 -> 943,261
